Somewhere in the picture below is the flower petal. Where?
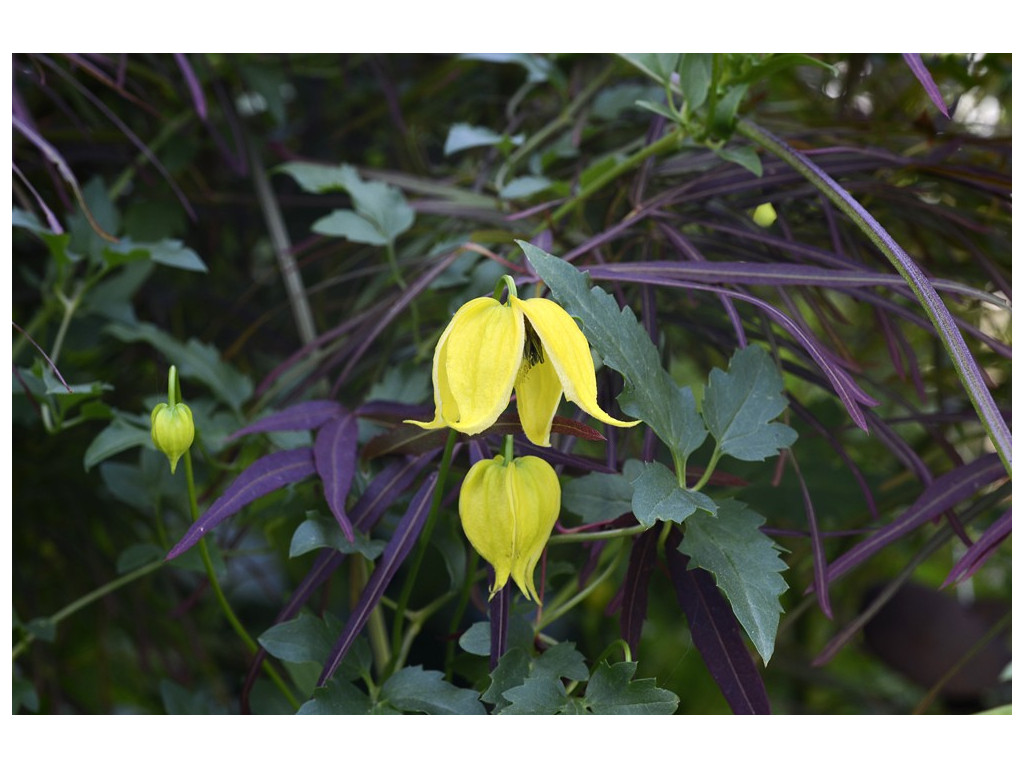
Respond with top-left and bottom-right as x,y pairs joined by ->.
507,456 -> 560,603
459,457 -> 516,595
514,356 -> 563,447
515,297 -> 639,430
407,297 -> 524,435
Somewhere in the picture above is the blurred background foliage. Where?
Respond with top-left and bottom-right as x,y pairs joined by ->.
12,53 -> 1010,714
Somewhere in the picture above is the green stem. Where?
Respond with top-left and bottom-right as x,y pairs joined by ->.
13,558 -> 164,660
546,126 -> 684,225
183,442 -> 299,709
547,523 -> 647,546
387,429 -> 459,673
50,282 -> 85,365
444,547 -> 479,681
690,447 -> 722,494
536,543 -> 625,632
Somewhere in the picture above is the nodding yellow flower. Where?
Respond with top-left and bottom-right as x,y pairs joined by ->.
459,455 -> 560,603
407,293 -> 638,446
150,402 -> 195,474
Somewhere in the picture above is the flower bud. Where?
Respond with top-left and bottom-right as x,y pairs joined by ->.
752,202 -> 777,227
458,455 -> 560,603
151,402 -> 195,474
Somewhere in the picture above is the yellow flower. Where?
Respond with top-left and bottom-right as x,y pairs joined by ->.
459,455 -> 560,603
151,402 -> 195,474
407,294 -> 638,446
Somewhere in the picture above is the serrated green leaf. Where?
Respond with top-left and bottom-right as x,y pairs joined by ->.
581,661 -> 679,714
380,666 -> 485,715
289,515 -> 385,559
83,418 -> 152,471
702,345 -> 797,461
680,500 -> 788,664
631,461 -> 717,527
561,471 -> 633,524
501,676 -> 571,715
522,242 -> 707,463
483,640 -> 587,712
533,642 -> 589,682
298,678 -> 372,714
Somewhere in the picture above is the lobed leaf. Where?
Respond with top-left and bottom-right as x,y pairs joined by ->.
380,666 -> 485,715
631,461 -> 717,527
581,661 -> 679,715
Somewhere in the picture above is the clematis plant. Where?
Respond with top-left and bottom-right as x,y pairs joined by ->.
458,451 -> 560,603
150,365 -> 195,474
407,275 -> 638,446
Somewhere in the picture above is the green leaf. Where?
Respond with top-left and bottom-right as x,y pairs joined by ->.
561,470 -> 633,524
631,461 -> 716,527
146,239 -> 208,272
258,613 -> 335,665
680,500 -> 788,664
501,676 -> 571,715
13,207 -> 76,268
312,209 -> 388,246
499,176 -> 551,200
276,161 -> 353,193
83,418 -> 152,471
298,678 -> 372,715
443,123 -> 524,155
458,53 -> 556,84
484,641 -> 588,712
105,322 -> 253,412
522,242 -> 708,463
677,53 -> 713,110
580,661 -> 679,714
115,543 -> 163,574
619,53 -> 680,86
13,670 -> 39,713
712,84 -> 750,137
289,515 -> 385,559
633,99 -> 680,123
714,144 -> 763,177
702,344 -> 797,461
380,666 -> 485,715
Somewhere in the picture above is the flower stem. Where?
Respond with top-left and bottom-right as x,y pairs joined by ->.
548,523 -> 646,546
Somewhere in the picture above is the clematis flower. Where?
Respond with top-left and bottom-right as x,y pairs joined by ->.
407,292 -> 638,446
151,401 -> 195,474
459,455 -> 560,603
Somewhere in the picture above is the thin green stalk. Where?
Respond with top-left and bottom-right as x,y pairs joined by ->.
13,558 -> 164,660
49,282 -> 85,364
537,543 -> 626,632
387,429 -> 459,671
690,447 -> 722,494
546,126 -> 684,225
548,523 -> 646,546
444,547 -> 479,681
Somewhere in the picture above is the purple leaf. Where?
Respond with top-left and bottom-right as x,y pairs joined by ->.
313,412 -> 359,542
942,508 -> 1011,588
790,455 -> 832,620
166,448 -> 317,560
619,528 -> 659,656
666,537 -> 771,715
173,53 -> 207,121
227,400 -> 345,441
901,54 -> 950,118
814,453 -> 1006,589
317,472 -> 438,685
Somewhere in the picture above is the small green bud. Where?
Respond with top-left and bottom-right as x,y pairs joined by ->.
752,202 -> 777,227
151,402 -> 195,474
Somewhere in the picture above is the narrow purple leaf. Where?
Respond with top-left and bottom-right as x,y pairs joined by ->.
313,412 -> 359,542
489,582 -> 511,670
942,508 -> 1011,588
173,53 -> 208,121
901,54 -> 950,118
227,400 -> 345,441
666,538 -> 771,715
790,455 -> 832,620
166,448 -> 317,560
318,472 -> 438,685
815,453 -> 1006,589
619,528 -> 659,656
739,120 -> 1010,472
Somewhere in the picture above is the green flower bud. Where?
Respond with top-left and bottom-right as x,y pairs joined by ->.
151,402 -> 195,474
752,202 -> 777,227
458,455 -> 560,603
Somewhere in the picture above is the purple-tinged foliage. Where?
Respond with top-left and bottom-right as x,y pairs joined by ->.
619,528 -> 659,657
318,472 -> 438,685
313,412 -> 359,542
166,448 -> 317,560
790,455 -> 832,620
901,54 -> 951,118
814,453 -> 1007,589
666,540 -> 771,715
226,400 -> 345,441
173,53 -> 207,121
489,583 -> 511,671
942,509 -> 1012,589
